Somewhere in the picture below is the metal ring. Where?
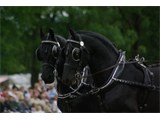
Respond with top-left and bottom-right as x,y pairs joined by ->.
75,72 -> 81,80
72,47 -> 80,62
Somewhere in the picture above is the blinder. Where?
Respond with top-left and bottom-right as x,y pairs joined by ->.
42,40 -> 61,59
72,47 -> 81,62
36,48 -> 42,61
66,39 -> 89,63
36,40 -> 61,61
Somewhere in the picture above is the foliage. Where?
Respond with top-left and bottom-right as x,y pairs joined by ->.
0,7 -> 159,84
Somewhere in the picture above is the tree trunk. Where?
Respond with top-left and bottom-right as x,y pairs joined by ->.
30,29 -> 40,87
31,50 -> 39,87
132,14 -> 141,57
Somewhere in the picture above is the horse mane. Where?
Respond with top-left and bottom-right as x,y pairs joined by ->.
77,30 -> 119,54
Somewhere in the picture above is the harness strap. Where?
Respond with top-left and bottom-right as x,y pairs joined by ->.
42,40 -> 58,45
113,78 -> 160,92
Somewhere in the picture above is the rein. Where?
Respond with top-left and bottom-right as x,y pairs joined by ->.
85,54 -> 146,78
83,60 -> 139,78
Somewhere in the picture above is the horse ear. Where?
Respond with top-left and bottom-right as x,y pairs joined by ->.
40,28 -> 44,40
49,28 -> 55,36
68,27 -> 78,41
49,28 -> 55,41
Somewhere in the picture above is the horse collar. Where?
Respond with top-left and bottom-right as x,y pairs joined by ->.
87,51 -> 126,94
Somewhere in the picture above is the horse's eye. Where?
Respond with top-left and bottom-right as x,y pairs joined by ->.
72,48 -> 81,61
52,45 -> 59,59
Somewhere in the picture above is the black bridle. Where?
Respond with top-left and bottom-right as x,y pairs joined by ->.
59,38 -> 125,98
58,44 -> 126,99
38,39 -> 61,89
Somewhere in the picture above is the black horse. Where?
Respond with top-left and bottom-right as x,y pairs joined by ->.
61,28 -> 160,112
36,28 -> 66,84
36,28 -> 71,112
36,28 -> 97,112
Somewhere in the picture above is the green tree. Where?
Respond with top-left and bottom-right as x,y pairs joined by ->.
0,7 -> 159,86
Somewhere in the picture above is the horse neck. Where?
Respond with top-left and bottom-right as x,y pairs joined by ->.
88,41 -> 119,87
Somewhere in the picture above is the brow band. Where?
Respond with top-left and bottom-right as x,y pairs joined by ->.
67,39 -> 80,44
41,40 -> 58,45
67,39 -> 84,47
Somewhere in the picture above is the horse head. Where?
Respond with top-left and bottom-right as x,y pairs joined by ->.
61,28 -> 91,87
62,28 -> 119,87
36,28 -> 66,84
